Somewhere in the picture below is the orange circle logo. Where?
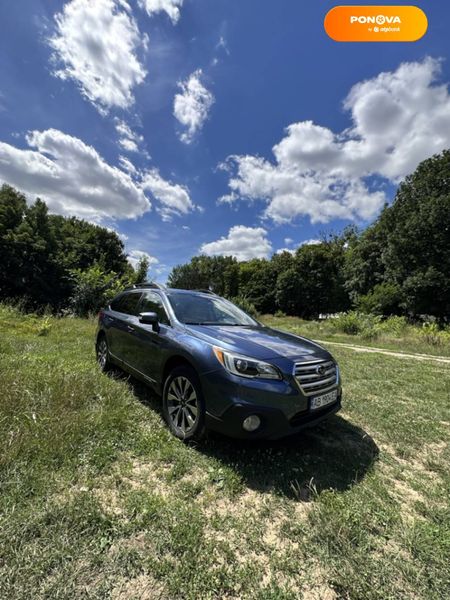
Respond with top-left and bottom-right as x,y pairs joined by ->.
324,5 -> 428,42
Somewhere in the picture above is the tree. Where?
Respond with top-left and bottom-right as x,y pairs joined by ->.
168,255 -> 239,297
0,185 -> 27,300
69,265 -> 130,317
50,215 -> 130,275
275,268 -> 303,315
382,150 -> 450,317
0,186 -> 135,310
344,150 -> 450,319
289,238 -> 350,318
134,255 -> 150,284
238,259 -> 277,314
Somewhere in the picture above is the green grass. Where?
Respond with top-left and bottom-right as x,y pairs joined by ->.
0,306 -> 449,599
262,314 -> 450,357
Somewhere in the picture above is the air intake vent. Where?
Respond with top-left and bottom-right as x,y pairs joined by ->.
294,359 -> 338,396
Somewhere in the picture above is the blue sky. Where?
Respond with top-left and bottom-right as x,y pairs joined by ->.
1,0 -> 450,281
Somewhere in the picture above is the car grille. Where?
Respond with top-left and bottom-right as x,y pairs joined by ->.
294,359 -> 338,396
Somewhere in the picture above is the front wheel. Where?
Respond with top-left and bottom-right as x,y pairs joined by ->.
96,335 -> 112,373
162,366 -> 206,441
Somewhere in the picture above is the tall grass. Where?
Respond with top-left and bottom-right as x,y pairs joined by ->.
264,312 -> 450,355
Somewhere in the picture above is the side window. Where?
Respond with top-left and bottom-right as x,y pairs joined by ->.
139,292 -> 170,325
118,292 -> 142,316
110,295 -> 124,312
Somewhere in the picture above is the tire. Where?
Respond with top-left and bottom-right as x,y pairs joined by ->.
162,365 -> 206,441
96,334 -> 112,373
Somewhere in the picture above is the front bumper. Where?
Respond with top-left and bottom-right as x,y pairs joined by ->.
205,390 -> 342,440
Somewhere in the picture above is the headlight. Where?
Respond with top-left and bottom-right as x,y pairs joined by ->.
213,347 -> 282,380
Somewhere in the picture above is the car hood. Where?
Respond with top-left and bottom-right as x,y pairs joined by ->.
184,324 -> 329,361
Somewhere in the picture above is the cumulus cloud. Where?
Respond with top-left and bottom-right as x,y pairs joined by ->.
115,119 -> 144,153
118,155 -> 138,175
0,129 -> 150,220
138,0 -> 184,24
220,58 -> 450,224
49,0 -> 147,113
301,238 -> 321,246
173,69 -> 214,143
141,169 -> 195,221
276,238 -> 320,254
200,226 -> 272,261
128,249 -> 159,270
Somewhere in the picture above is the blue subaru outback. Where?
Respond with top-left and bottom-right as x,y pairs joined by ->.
96,283 -> 342,440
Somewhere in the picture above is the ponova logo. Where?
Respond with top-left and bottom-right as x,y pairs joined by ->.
324,6 -> 428,42
350,15 -> 402,25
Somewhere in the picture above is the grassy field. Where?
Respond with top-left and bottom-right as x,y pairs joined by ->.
0,306 -> 449,599
262,314 -> 450,358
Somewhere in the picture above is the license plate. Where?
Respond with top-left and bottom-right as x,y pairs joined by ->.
311,389 -> 338,410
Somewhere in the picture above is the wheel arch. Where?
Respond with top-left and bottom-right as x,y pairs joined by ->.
162,354 -> 198,386
96,329 -> 107,348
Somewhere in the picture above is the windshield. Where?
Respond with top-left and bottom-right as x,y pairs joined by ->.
166,292 -> 258,326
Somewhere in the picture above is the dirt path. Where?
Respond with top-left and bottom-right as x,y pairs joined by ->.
313,339 -> 450,364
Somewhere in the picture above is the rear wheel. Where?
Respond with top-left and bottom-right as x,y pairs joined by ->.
96,335 -> 112,372
162,366 -> 205,441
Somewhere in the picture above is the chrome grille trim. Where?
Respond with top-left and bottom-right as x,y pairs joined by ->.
294,359 -> 338,396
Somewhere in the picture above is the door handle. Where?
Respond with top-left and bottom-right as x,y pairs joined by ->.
126,325 -> 135,332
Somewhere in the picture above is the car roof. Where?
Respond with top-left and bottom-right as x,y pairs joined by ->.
123,286 -> 217,297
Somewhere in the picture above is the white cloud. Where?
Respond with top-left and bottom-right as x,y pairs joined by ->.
138,0 -> 183,24
300,238 -> 321,246
0,129 -> 150,221
276,238 -> 320,255
220,58 -> 450,224
276,248 -> 295,255
216,36 -> 229,55
49,0 -> 147,113
115,119 -> 144,153
128,249 -> 159,270
105,226 -> 129,242
200,226 -> 272,261
141,169 -> 195,221
118,155 -> 138,175
173,69 -> 214,143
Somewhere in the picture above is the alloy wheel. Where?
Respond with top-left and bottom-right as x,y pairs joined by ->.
167,376 -> 199,436
97,339 -> 108,369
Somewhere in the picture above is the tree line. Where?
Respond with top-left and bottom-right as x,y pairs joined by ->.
168,150 -> 450,320
0,150 -> 449,319
0,185 -> 149,315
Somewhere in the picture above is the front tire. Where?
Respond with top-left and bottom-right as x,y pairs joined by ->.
96,335 -> 112,373
162,366 -> 206,441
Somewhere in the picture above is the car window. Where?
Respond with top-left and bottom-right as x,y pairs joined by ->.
139,291 -> 170,325
112,292 -> 142,316
166,292 -> 257,326
110,295 -> 125,312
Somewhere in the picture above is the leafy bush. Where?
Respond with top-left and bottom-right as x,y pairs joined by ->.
356,283 -> 402,316
420,322 -> 450,346
36,316 -> 52,336
377,315 -> 409,336
330,312 -> 382,339
228,296 -> 259,319
69,265 -> 131,317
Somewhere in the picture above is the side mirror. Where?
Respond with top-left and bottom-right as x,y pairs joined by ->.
139,312 -> 160,332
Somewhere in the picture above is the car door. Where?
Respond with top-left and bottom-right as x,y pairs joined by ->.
127,291 -> 172,383
107,291 -> 142,364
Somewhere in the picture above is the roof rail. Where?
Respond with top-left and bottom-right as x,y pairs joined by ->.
126,281 -> 166,291
195,289 -> 217,295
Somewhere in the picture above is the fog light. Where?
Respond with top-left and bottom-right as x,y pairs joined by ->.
242,415 -> 261,432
